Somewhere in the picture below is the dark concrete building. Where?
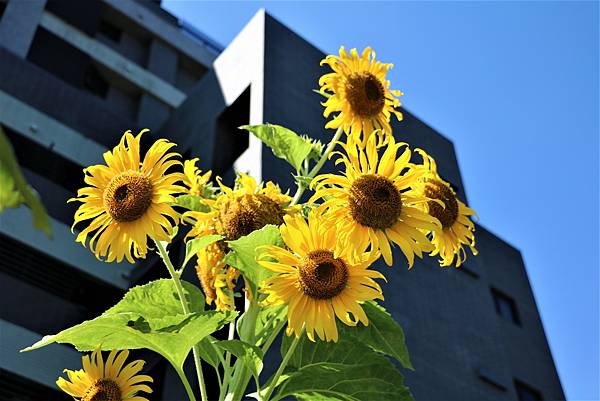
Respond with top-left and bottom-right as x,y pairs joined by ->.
0,1 -> 564,400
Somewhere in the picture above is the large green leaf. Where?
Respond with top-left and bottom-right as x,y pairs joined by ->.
274,308 -> 414,401
343,301 -> 412,369
104,279 -> 205,329
223,224 -> 284,296
197,335 -> 222,369
183,234 -> 223,270
22,279 -> 234,370
215,339 -> 264,380
240,124 -> 322,172
0,126 -> 51,238
275,335 -> 412,401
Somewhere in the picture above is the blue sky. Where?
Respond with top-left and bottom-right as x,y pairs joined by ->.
164,1 -> 599,399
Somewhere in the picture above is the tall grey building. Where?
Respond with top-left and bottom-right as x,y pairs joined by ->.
0,1 -> 564,400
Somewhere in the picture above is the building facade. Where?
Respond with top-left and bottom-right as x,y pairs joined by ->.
0,1 -> 564,400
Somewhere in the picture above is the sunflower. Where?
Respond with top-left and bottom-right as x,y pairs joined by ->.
184,174 -> 295,305
319,46 -> 403,147
56,348 -> 152,401
184,173 -> 294,244
414,150 -> 478,267
182,158 -> 212,197
195,241 -> 238,311
310,134 -> 441,268
70,129 -> 184,263
259,212 -> 384,342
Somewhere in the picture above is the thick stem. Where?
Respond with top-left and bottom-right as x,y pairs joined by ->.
290,127 -> 343,206
176,367 -> 198,401
155,240 -> 208,401
219,322 -> 236,401
262,333 -> 302,401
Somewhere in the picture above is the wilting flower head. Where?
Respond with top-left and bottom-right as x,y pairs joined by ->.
195,240 -> 238,311
319,46 -> 403,148
56,348 -> 152,401
184,173 -> 294,243
310,133 -> 440,268
182,158 -> 212,197
259,212 -> 385,342
69,130 -> 184,263
414,150 -> 478,267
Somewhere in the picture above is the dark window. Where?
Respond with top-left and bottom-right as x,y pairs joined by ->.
515,379 -> 543,401
98,20 -> 121,43
491,288 -> 521,325
83,64 -> 109,98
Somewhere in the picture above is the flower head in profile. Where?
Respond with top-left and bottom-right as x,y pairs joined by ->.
70,130 -> 184,263
311,134 -> 440,268
56,348 -> 152,401
319,46 -> 403,147
259,212 -> 385,342
182,158 -> 212,197
414,150 -> 477,267
195,241 -> 238,311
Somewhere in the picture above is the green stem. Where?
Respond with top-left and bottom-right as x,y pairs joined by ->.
290,126 -> 343,206
262,333 -> 302,401
176,367 -> 198,401
219,322 -> 236,401
155,240 -> 208,401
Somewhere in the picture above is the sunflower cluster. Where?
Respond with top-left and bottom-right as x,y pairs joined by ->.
60,44 -> 480,400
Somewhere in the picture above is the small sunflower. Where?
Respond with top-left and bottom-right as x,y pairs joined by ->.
310,134 -> 440,268
56,348 -> 152,401
195,241 -> 238,311
414,150 -> 478,267
259,212 -> 384,342
70,129 -> 184,263
182,158 -> 212,197
320,46 -> 403,147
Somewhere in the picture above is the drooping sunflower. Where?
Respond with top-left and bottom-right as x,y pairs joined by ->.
195,241 -> 238,311
319,46 -> 403,147
310,134 -> 441,268
182,157 -> 212,197
414,150 -> 478,267
259,212 -> 384,342
183,174 -> 295,306
70,129 -> 184,263
56,348 -> 152,401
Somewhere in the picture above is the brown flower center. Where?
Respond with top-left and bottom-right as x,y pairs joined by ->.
219,194 -> 285,241
425,180 -> 459,229
298,250 -> 348,299
104,171 -> 153,222
82,379 -> 121,401
348,174 -> 402,230
345,72 -> 386,118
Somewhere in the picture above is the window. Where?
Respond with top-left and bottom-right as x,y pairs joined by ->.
515,379 -> 543,401
491,288 -> 521,325
98,20 -> 122,43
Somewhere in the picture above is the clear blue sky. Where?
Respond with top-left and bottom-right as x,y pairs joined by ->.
164,1 -> 599,399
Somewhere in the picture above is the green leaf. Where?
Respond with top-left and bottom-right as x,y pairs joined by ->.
104,279 -> 205,329
197,335 -> 222,369
345,301 -> 412,369
176,194 -> 212,212
22,279 -> 235,370
215,339 -> 264,380
240,124 -> 321,172
183,234 -> 223,269
275,312 -> 414,401
0,126 -> 52,238
277,361 -> 412,401
276,335 -> 413,401
223,224 -> 284,296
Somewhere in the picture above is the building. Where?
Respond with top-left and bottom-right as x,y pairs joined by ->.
0,1 -> 564,400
